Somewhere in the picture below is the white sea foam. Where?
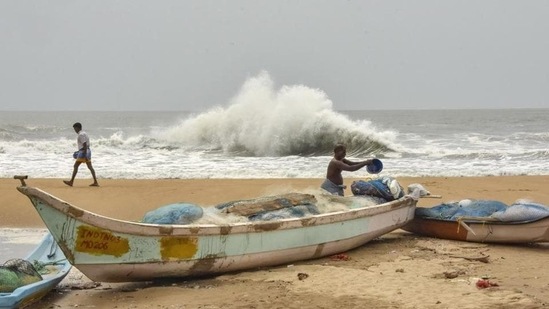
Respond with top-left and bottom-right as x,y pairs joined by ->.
156,71 -> 396,157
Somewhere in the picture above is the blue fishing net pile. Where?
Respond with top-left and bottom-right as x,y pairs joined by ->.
142,196 -> 320,224
416,199 -> 549,222
142,203 -> 204,224
248,204 -> 320,221
350,177 -> 404,201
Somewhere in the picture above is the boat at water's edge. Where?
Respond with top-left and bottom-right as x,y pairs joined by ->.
17,185 -> 417,282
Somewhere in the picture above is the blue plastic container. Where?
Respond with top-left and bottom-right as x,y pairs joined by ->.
367,158 -> 383,174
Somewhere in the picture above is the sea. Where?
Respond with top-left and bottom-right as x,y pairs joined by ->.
1,106 -> 548,180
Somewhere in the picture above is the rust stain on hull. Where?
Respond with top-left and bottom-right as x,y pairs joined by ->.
300,217 -> 317,227
189,227 -> 201,234
188,254 -> 220,274
253,222 -> 283,232
158,226 -> 174,235
312,243 -> 326,259
67,205 -> 84,218
219,225 -> 232,235
58,240 -> 75,263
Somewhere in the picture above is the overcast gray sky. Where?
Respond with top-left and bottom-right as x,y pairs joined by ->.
1,0 -> 548,111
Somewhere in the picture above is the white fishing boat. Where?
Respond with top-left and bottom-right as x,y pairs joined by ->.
17,182 -> 417,283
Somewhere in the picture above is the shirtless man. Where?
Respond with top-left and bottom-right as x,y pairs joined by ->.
321,144 -> 373,196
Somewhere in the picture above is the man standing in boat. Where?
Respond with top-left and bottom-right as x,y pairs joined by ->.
63,122 -> 99,187
321,144 -> 373,196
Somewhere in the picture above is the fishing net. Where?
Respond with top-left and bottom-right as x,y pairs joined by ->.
249,204 -> 320,221
217,193 -> 319,221
416,199 -> 549,222
0,258 -> 43,293
216,193 -> 317,215
490,201 -> 549,222
142,203 -> 204,224
415,200 -> 507,220
350,177 -> 404,201
144,193 -> 319,224
144,191 -> 399,225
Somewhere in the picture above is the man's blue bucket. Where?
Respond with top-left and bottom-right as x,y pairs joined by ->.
367,158 -> 383,174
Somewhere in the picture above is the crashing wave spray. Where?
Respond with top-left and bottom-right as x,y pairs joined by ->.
159,71 -> 396,156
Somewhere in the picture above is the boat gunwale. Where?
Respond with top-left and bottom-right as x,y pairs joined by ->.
18,186 -> 416,236
413,215 -> 549,226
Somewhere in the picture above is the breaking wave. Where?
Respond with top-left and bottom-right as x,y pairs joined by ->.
157,71 -> 396,156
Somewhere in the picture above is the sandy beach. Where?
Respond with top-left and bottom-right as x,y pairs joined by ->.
1,176 -> 548,308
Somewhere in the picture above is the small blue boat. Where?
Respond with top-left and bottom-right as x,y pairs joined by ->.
0,233 -> 72,309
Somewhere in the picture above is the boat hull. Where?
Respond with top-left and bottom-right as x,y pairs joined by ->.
0,234 -> 71,309
402,216 -> 549,244
18,186 -> 416,282
77,217 -> 403,282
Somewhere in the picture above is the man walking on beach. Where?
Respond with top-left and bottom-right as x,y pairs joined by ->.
63,122 -> 99,187
321,144 -> 373,196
